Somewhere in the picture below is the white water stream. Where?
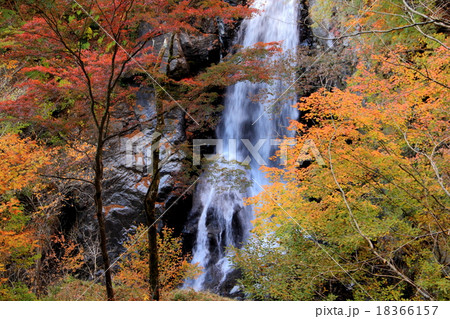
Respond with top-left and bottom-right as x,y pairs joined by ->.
186,0 -> 299,292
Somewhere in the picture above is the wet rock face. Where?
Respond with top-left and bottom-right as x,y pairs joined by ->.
298,0 -> 314,47
166,32 -> 222,80
168,1 -> 247,79
183,186 -> 250,293
78,86 -> 188,259
177,33 -> 222,77
76,6 -> 245,265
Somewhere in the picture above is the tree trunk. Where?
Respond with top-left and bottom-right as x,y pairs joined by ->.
94,140 -> 115,301
34,243 -> 43,297
142,32 -> 173,301
144,93 -> 164,300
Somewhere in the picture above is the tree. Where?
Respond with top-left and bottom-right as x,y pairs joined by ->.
0,0 -> 265,300
0,133 -> 49,300
234,30 -> 449,300
116,225 -> 200,300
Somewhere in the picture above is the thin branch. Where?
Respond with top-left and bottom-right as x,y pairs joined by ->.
328,123 -> 434,300
402,0 -> 450,29
41,174 -> 94,185
392,229 -> 450,255
401,132 -> 450,198
383,59 -> 450,90
313,21 -> 437,40
405,10 -> 450,50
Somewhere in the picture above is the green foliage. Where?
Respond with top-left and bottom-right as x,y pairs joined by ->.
232,229 -> 330,300
310,0 -> 445,49
44,276 -> 106,301
0,282 -> 37,301
166,288 -> 232,301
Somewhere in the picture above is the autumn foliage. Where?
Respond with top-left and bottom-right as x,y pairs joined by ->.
0,133 -> 49,300
234,31 -> 449,300
116,226 -> 201,300
0,0 -> 448,302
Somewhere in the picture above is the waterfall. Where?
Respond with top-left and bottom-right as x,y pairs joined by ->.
186,0 -> 299,293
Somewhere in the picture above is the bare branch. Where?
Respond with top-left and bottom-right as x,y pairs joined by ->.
41,174 -> 94,185
402,0 -> 450,29
313,21 -> 437,40
401,132 -> 450,198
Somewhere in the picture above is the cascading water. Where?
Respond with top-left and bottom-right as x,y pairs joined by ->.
186,0 -> 300,292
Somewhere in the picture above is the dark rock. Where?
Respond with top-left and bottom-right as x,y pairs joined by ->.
77,85 -> 188,261
74,1 -> 247,287
167,34 -> 190,80
298,0 -> 314,47
178,33 -> 221,76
